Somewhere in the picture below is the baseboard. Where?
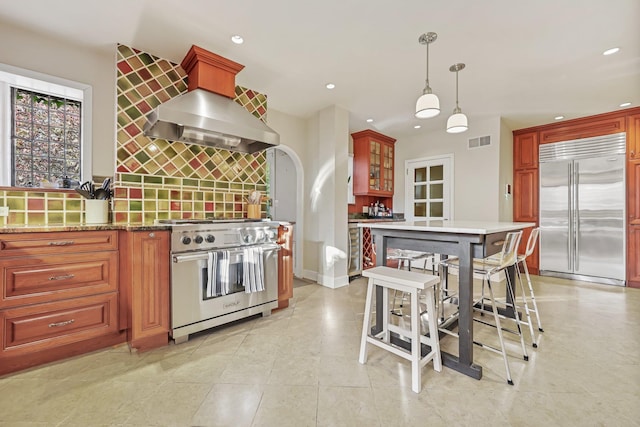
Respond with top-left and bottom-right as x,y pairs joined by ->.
302,269 -> 318,282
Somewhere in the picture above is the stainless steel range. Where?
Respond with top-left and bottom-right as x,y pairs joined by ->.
157,218 -> 280,343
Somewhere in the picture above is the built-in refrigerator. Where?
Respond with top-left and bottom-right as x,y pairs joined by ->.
539,132 -> 626,286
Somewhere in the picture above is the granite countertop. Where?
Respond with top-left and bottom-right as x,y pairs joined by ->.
0,223 -> 172,233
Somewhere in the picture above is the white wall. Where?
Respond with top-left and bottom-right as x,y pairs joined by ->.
499,118 -> 514,221
0,21 -> 116,177
303,106 -> 349,287
266,109 -> 308,278
394,116 -> 507,221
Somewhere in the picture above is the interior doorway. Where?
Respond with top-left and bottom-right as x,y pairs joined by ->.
405,155 -> 454,221
267,146 -> 304,277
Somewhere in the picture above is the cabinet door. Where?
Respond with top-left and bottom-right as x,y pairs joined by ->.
628,160 -> 640,225
627,226 -> 640,288
629,114 -> 640,161
514,168 -> 538,221
369,140 -> 382,192
130,231 -> 170,350
514,131 -> 538,169
277,225 -> 294,309
382,142 -> 394,193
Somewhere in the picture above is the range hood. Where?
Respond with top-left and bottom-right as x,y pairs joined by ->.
143,45 -> 279,154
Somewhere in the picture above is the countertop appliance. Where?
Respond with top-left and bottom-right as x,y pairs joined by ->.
539,133 -> 626,286
157,218 -> 280,343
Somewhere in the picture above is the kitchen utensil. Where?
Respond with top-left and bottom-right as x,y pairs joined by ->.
101,177 -> 111,190
248,190 -> 261,204
93,188 -> 109,200
75,188 -> 93,199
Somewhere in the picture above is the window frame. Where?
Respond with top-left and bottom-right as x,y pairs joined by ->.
0,62 -> 92,187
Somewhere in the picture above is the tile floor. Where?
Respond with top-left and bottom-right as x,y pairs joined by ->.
0,274 -> 639,426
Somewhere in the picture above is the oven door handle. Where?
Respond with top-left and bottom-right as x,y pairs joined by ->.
172,244 -> 281,263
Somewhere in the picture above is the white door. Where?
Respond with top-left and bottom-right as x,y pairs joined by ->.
405,155 -> 453,221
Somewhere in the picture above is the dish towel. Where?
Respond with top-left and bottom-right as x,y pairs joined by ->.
219,250 -> 230,295
243,246 -> 265,293
207,250 -> 231,297
206,251 -> 218,298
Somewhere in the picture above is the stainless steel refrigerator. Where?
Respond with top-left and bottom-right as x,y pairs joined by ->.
539,133 -> 626,286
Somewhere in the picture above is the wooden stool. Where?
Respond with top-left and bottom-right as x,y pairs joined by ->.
359,266 -> 442,393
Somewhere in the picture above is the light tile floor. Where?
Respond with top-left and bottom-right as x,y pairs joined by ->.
1,275 -> 639,426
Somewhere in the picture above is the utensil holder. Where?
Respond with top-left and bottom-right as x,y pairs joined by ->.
85,199 -> 109,224
247,204 -> 261,219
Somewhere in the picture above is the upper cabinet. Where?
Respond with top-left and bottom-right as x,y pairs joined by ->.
352,130 -> 396,197
514,131 -> 538,169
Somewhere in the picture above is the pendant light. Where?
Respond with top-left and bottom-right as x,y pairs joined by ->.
446,63 -> 468,133
415,32 -> 440,119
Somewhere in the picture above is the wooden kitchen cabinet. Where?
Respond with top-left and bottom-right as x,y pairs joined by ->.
276,223 -> 293,310
513,168 -> 538,222
0,230 -> 124,376
514,131 -> 538,169
513,106 -> 640,285
119,230 -> 170,351
352,130 -> 396,197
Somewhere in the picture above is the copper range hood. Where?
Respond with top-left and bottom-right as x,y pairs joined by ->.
144,45 -> 279,153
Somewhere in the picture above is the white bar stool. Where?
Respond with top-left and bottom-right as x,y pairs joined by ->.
359,266 -> 442,393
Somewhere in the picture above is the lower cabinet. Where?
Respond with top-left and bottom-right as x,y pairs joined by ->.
277,224 -> 294,309
627,226 -> 640,288
119,230 -> 170,351
1,293 -> 119,356
0,230 -> 124,376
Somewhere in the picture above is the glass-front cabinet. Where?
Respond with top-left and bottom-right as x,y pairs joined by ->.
352,130 -> 396,197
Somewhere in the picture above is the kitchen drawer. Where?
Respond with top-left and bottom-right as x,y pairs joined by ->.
0,252 -> 118,308
0,292 -> 118,355
0,230 -> 117,258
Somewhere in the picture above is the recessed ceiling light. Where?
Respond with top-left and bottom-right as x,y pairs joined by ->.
554,115 -> 565,120
231,35 -> 244,44
366,118 -> 373,123
603,47 -> 620,56
620,102 -> 632,107
325,83 -> 335,89
414,125 -> 421,129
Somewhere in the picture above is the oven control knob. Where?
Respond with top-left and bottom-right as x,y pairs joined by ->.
206,235 -> 215,243
181,236 -> 192,245
243,235 -> 254,244
194,235 -> 204,244
266,230 -> 276,240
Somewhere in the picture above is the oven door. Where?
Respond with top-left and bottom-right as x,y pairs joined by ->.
170,244 -> 279,331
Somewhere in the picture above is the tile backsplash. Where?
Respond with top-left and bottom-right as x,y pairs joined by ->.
114,44 -> 270,224
0,189 -> 83,226
0,45 -> 271,227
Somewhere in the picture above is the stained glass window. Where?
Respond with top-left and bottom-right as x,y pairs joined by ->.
10,88 -> 82,187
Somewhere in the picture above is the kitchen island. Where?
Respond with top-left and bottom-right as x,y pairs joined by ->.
361,220 -> 535,380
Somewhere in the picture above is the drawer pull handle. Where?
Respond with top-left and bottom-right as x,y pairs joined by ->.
48,319 -> 75,328
492,240 -> 505,247
48,241 -> 75,246
49,274 -> 75,281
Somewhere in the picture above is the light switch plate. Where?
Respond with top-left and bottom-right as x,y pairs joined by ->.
0,207 -> 9,216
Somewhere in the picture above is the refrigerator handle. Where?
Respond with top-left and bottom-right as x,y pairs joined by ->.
574,162 -> 579,271
568,162 -> 573,271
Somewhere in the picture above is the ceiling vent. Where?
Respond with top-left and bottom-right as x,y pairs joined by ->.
468,135 -> 491,149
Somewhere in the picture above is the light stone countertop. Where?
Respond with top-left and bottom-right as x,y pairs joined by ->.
361,220 -> 536,234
